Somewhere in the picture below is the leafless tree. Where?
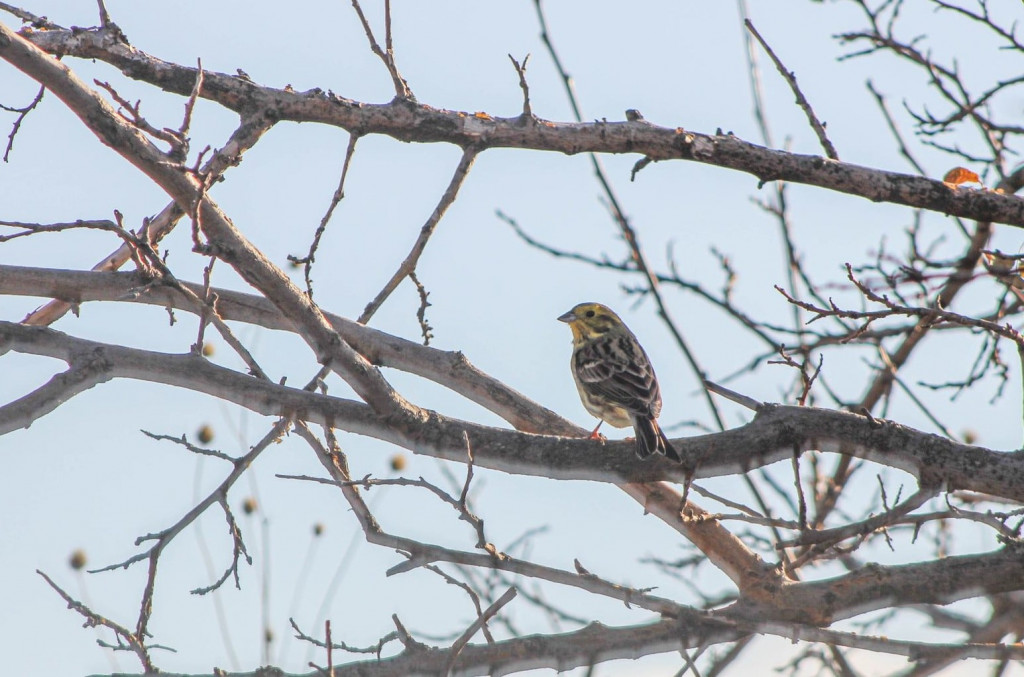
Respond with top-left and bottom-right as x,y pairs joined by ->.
3,1 -> 1024,675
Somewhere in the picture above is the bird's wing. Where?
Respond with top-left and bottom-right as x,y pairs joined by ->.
574,333 -> 662,418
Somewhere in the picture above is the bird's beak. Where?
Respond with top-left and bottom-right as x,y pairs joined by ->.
557,310 -> 577,323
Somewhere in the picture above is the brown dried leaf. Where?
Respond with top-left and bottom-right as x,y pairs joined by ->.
942,166 -> 981,188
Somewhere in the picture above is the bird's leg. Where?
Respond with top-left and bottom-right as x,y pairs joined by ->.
589,421 -> 605,439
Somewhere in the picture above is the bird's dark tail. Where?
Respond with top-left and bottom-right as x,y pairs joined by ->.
633,417 -> 682,463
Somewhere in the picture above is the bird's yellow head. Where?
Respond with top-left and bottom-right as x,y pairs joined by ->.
557,302 -> 625,343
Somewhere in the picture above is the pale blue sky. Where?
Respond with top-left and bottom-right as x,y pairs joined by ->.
2,2 -> 1022,675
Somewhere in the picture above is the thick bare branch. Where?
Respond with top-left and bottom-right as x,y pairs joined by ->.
0,264 -> 577,436
0,22 -> 406,415
731,546 -> 1024,626
10,25 -> 1024,228
4,322 -> 1024,503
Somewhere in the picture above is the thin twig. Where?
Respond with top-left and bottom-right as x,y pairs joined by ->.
37,570 -> 156,671
349,0 -> 412,100
289,133 -> 360,299
443,586 -> 517,676
1,83 -> 44,162
359,147 -> 478,323
508,54 -> 533,118
744,19 -> 838,160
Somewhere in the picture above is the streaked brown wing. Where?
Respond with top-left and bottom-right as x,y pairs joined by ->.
574,334 -> 662,418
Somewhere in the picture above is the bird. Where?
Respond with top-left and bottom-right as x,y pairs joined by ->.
558,302 -> 681,462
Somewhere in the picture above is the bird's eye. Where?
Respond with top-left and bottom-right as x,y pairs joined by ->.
585,310 -> 596,318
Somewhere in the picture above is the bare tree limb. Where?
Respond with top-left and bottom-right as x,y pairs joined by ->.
4,321 -> 1024,503
9,25 -> 1024,227
0,21 -> 407,415
0,264 -> 577,436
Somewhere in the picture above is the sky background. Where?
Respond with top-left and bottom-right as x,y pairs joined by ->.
2,1 -> 1023,675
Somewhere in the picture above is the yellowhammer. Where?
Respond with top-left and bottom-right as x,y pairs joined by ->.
558,302 -> 681,462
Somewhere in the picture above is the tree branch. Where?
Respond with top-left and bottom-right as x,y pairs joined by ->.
4,321 -> 1024,502
0,21 -> 406,415
9,24 -> 1024,227
0,264 -> 577,436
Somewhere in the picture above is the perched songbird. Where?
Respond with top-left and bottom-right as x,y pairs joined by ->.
558,302 -> 681,462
